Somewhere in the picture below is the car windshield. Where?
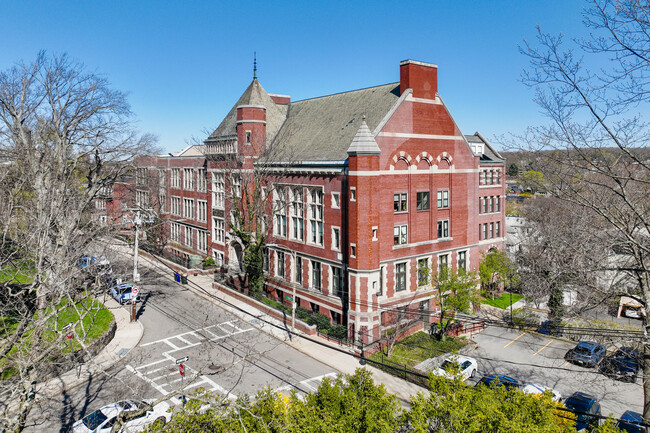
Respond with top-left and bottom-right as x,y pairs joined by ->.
117,286 -> 133,295
82,409 -> 108,430
460,361 -> 471,370
566,398 -> 591,414
574,345 -> 592,355
440,361 -> 459,371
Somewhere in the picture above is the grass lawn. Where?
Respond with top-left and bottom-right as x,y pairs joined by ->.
482,292 -> 523,309
0,263 -> 35,284
1,298 -> 114,378
368,331 -> 469,369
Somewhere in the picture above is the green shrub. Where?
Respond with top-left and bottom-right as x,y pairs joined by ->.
329,324 -> 348,340
205,256 -> 215,266
309,313 -> 332,331
296,306 -> 310,321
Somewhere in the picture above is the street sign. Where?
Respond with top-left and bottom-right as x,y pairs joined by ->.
179,363 -> 185,377
66,331 -> 73,339
286,295 -> 293,301
175,356 -> 189,364
62,322 -> 74,332
132,286 -> 139,296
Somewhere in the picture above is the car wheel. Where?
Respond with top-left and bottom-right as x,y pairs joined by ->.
152,416 -> 166,429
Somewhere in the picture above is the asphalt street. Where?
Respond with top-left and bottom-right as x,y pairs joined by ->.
469,326 -> 643,418
23,254 -> 335,433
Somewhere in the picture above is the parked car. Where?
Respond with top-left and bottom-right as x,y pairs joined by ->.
521,383 -> 562,402
599,347 -> 640,382
537,320 -> 563,337
432,355 -> 478,381
78,255 -> 96,270
564,341 -> 607,368
71,399 -> 171,432
475,374 -> 521,391
616,410 -> 644,433
563,392 -> 601,432
111,283 -> 140,305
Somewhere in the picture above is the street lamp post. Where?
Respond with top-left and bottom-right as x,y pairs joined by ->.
133,210 -> 141,283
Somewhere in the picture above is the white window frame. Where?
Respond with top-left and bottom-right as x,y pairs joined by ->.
171,168 -> 180,188
331,192 -> 340,209
437,219 -> 449,238
394,192 -> 408,213
197,200 -> 207,223
184,226 -> 193,247
171,196 -> 181,216
197,168 -> 207,192
311,260 -> 322,290
183,168 -> 194,191
183,198 -> 195,219
291,187 -> 304,241
212,173 -> 225,209
394,224 -> 408,245
437,190 -> 449,209
197,230 -> 207,252
308,188 -> 323,246
331,266 -> 342,296
331,226 -> 340,251
395,262 -> 407,292
213,217 -> 225,245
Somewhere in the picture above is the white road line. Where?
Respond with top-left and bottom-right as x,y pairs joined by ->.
135,358 -> 168,370
200,376 -> 235,399
300,382 -> 318,391
176,336 -> 192,345
126,365 -> 169,396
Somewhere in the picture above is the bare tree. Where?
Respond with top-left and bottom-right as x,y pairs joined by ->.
0,52 -> 155,432
518,0 -> 650,420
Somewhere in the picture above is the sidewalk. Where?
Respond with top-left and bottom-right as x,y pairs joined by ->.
132,250 -> 427,406
35,297 -> 144,402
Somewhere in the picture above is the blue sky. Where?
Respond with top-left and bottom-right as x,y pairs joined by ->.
1,1 -> 588,153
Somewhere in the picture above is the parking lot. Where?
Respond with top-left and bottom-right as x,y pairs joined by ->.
470,326 -> 643,418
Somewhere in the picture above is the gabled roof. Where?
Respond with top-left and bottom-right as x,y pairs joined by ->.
268,83 -> 400,162
208,79 -> 288,144
465,132 -> 504,163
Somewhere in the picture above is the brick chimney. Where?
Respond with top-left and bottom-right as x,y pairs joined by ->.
400,59 -> 438,99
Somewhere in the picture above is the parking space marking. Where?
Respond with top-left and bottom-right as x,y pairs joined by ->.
533,340 -> 553,356
503,332 -> 526,348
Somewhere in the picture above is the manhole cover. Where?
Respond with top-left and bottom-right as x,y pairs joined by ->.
208,363 -> 224,372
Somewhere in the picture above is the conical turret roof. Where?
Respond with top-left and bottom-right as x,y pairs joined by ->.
207,79 -> 288,144
347,117 -> 381,155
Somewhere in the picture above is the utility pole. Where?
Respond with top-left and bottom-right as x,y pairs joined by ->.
133,210 -> 141,283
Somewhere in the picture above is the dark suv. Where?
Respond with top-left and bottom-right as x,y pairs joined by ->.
475,374 -> 521,391
564,392 -> 601,431
565,341 -> 606,368
599,347 -> 640,382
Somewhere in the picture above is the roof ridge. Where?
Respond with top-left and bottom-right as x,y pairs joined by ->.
291,82 -> 399,104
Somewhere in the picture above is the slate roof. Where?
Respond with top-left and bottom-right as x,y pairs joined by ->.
207,79 -> 288,145
268,83 -> 401,162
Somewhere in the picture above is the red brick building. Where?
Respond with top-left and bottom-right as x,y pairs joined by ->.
130,59 -> 506,343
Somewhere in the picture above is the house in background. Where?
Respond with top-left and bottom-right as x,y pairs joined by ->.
127,60 -> 506,343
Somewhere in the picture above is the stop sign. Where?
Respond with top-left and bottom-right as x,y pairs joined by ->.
66,331 -> 73,339
179,363 -> 185,377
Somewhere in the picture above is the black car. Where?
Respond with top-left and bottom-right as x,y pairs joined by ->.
564,392 -> 601,431
475,374 -> 521,391
599,347 -> 640,382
